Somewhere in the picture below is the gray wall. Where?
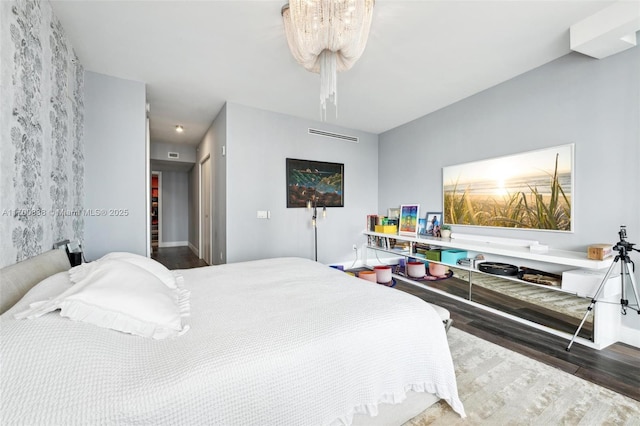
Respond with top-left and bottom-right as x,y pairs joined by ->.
191,102 -> 379,265
224,102 -> 378,265
160,171 -> 189,245
193,103 -> 227,264
84,71 -> 147,260
379,47 -> 640,337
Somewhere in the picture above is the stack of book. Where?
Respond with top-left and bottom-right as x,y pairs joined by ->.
366,215 -> 399,233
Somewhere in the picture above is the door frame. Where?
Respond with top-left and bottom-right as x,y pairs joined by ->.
199,154 -> 212,265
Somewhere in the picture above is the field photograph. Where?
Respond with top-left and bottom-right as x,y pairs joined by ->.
443,145 -> 573,231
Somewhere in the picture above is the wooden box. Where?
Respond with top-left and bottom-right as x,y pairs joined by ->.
587,244 -> 613,260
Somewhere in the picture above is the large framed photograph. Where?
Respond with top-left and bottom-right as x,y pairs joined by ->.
442,144 -> 574,232
286,158 -> 344,208
425,212 -> 442,236
399,204 -> 420,236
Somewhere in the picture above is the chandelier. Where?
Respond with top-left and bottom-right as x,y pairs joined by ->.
281,0 -> 375,120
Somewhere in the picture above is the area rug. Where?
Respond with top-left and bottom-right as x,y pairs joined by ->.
450,267 -> 590,320
404,328 -> 640,425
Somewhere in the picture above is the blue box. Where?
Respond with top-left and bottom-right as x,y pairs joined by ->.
441,249 -> 468,265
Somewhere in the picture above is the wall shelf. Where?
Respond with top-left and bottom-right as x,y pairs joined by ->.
365,231 -> 612,270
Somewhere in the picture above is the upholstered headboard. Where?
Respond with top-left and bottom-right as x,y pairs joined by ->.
0,249 -> 71,315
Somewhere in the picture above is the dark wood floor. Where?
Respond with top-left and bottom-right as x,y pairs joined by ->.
151,247 -> 640,402
151,246 -> 208,270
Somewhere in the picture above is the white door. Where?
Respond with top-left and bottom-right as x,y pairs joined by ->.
201,157 -> 212,265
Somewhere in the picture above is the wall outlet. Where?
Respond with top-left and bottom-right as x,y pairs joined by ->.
352,244 -> 358,251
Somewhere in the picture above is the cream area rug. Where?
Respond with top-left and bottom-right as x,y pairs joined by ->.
405,328 -> 640,425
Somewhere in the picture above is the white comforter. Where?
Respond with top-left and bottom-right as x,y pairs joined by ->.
1,257 -> 464,425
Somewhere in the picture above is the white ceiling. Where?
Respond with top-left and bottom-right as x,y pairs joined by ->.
50,0 -> 617,147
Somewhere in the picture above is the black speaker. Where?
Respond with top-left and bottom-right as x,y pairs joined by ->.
67,250 -> 82,267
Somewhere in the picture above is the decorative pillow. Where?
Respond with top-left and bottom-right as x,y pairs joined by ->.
71,252 -> 179,289
3,271 -> 72,317
14,260 -> 190,339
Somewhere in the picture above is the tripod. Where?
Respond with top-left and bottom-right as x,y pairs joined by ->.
566,226 -> 640,351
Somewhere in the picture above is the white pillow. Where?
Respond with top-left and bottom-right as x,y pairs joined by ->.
15,260 -> 190,339
72,252 -> 179,289
3,272 -> 72,317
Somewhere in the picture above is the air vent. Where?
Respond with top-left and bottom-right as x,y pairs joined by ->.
308,128 -> 359,143
168,152 -> 179,159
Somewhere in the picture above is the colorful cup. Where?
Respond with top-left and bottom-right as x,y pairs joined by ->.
373,265 -> 392,283
429,262 -> 447,276
407,261 -> 426,278
358,270 -> 377,282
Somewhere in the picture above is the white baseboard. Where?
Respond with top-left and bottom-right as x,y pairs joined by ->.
188,242 -> 199,257
158,241 -> 189,248
619,324 -> 640,348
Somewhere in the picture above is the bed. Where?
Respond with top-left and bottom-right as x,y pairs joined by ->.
0,251 -> 465,425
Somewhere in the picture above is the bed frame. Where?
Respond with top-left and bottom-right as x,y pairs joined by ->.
0,250 -> 439,424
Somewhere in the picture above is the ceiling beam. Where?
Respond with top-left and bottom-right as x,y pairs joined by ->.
570,1 -> 640,59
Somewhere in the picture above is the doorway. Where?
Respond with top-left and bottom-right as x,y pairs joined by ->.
151,172 -> 162,251
200,156 -> 211,265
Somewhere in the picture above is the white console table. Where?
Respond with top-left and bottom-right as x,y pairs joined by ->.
363,231 -> 620,349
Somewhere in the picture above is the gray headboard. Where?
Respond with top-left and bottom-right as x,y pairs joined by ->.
0,249 -> 71,315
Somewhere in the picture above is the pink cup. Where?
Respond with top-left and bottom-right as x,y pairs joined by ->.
407,261 -> 426,278
358,270 -> 377,282
429,263 -> 447,276
373,265 -> 392,283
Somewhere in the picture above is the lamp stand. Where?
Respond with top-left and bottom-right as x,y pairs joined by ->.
308,194 -> 326,262
314,218 -> 318,262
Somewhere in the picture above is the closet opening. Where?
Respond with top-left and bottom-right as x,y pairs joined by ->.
151,171 -> 161,251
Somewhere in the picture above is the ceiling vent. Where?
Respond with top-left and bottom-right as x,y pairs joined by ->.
308,128 -> 359,143
168,152 -> 179,159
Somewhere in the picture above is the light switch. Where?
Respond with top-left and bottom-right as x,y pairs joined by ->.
257,210 -> 269,219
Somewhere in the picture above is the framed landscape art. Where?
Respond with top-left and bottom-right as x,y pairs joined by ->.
286,158 -> 344,208
442,144 -> 574,232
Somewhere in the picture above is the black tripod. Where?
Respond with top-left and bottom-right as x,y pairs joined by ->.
566,226 -> 640,351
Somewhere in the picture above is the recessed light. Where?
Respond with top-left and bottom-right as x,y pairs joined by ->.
175,125 -> 184,133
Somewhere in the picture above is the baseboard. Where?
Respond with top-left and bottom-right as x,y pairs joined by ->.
158,241 -> 189,248
188,242 -> 199,257
619,324 -> 640,348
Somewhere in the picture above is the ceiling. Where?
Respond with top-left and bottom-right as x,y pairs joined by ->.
50,0 -> 617,147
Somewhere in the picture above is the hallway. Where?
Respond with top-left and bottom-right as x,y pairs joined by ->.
151,246 -> 208,270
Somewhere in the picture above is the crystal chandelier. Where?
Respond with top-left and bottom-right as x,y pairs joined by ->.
281,0 -> 375,120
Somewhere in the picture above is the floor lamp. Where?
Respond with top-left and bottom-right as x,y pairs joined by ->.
307,194 -> 326,262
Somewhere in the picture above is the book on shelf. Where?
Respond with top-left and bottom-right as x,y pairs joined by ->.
367,214 -> 400,232
368,235 -> 393,250
366,215 -> 379,231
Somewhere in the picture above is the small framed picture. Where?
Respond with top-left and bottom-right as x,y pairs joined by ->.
387,207 -> 400,219
399,204 -> 420,236
426,212 -> 442,236
418,218 -> 427,235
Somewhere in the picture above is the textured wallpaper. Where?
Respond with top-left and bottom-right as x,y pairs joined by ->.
0,0 -> 84,268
